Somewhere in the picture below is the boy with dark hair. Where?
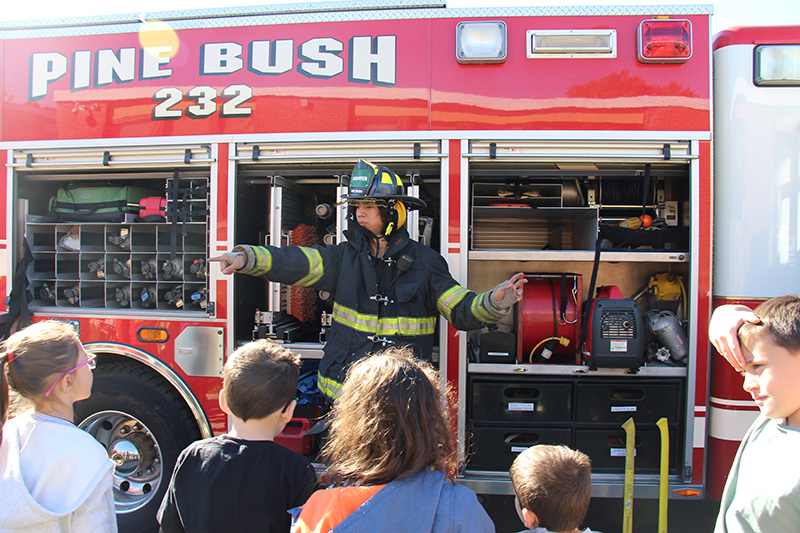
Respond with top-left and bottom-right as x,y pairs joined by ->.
509,444 -> 598,533
157,339 -> 316,533
714,294 -> 800,532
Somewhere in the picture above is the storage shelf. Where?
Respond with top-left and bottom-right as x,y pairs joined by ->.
26,177 -> 209,313
471,207 -> 598,251
468,363 -> 687,377
468,250 -> 689,262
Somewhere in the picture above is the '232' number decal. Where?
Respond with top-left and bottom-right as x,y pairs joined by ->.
153,85 -> 252,120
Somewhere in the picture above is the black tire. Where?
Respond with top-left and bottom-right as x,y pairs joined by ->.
74,362 -> 202,533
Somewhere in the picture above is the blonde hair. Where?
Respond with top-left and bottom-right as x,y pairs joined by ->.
321,347 -> 454,486
223,339 -> 301,421
1,321 -> 82,444
510,444 -> 592,533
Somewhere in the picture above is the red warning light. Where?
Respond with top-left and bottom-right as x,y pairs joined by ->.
638,19 -> 692,63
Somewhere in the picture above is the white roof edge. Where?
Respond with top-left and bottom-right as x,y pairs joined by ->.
1,3 -> 713,40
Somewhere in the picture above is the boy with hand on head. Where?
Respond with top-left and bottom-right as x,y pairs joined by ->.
509,444 -> 599,533
714,295 -> 800,533
157,339 -> 317,533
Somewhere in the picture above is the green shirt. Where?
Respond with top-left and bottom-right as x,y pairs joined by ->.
715,414 -> 800,532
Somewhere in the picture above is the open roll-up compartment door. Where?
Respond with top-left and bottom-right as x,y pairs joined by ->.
464,139 -> 695,255
465,139 -> 695,164
232,139 -> 445,345
232,139 -> 444,165
12,145 -> 212,315
9,145 -> 214,171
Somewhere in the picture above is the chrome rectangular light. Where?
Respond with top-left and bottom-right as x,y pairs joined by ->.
456,21 -> 507,64
527,29 -> 616,59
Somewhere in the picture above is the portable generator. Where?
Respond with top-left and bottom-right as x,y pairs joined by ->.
581,287 -> 644,369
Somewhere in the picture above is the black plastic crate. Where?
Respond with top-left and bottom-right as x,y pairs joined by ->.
471,379 -> 573,424
575,426 -> 679,474
467,425 -> 573,471
575,380 -> 682,425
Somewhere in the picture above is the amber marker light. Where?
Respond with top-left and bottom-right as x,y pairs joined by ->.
673,488 -> 702,497
137,327 -> 170,343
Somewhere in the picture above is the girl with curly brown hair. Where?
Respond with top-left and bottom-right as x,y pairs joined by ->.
292,347 -> 494,533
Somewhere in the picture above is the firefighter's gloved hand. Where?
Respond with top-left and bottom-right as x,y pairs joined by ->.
208,251 -> 247,275
709,304 -> 761,373
489,272 -> 527,312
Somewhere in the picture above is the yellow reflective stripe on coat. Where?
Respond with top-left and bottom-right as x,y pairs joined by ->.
436,286 -> 470,322
378,316 -> 436,336
332,303 -> 378,332
471,291 -> 498,322
332,303 -> 436,336
250,247 -> 272,276
294,247 -> 323,286
318,374 -> 343,400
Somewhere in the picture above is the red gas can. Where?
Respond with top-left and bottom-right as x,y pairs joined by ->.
517,274 -> 582,364
275,417 -> 315,455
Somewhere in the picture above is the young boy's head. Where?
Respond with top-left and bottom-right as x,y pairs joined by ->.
222,339 -> 301,422
737,294 -> 800,428
509,444 -> 592,533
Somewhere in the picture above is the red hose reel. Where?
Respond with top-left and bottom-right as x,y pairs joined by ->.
517,274 -> 582,364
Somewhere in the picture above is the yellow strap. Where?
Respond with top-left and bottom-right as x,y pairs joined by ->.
657,417 -> 669,533
622,417 -> 635,533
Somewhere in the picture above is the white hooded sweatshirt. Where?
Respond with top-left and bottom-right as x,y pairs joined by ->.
0,411 -> 117,532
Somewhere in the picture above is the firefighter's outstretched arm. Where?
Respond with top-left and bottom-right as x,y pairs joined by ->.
708,304 -> 761,373
208,251 -> 246,275
489,272 -> 527,310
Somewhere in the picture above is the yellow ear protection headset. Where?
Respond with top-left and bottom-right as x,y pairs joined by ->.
384,200 -> 407,236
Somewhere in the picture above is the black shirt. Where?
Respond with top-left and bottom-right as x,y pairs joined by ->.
157,435 -> 317,533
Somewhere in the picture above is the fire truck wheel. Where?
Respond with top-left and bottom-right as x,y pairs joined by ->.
74,362 -> 201,533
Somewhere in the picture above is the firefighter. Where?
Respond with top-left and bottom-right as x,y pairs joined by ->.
210,160 -> 526,401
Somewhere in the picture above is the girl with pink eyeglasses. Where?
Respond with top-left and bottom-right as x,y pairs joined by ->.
0,321 -> 116,532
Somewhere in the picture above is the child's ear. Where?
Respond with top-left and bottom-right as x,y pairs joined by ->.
61,373 -> 74,394
218,388 -> 231,415
521,507 -> 539,529
280,399 -> 297,423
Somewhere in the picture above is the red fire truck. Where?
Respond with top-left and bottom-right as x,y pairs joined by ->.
1,2 -> 781,530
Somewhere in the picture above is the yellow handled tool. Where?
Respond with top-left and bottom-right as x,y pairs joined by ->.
622,417 -> 635,533
657,417 -> 669,533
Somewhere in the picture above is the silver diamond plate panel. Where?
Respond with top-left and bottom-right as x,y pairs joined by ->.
0,2 -> 713,40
